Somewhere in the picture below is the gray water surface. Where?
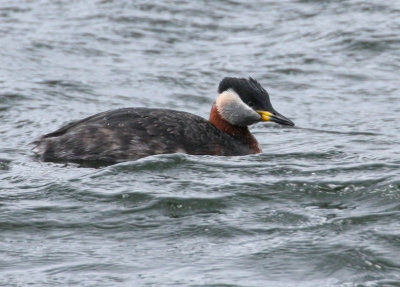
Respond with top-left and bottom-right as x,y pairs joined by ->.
1,1 -> 400,286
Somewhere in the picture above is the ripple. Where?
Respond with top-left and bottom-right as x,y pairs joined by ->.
90,153 -> 192,175
0,158 -> 11,171
0,92 -> 28,112
45,262 -> 129,275
344,38 -> 400,52
37,80 -> 93,93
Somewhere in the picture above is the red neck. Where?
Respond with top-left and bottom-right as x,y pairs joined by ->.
209,103 -> 261,153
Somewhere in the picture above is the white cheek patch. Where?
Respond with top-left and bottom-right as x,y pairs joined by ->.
216,89 -> 239,108
216,89 -> 252,115
215,89 -> 260,126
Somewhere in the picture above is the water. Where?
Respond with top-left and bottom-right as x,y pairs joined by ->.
1,0 -> 400,286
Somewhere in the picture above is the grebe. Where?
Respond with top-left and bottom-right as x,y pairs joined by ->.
32,77 -> 294,163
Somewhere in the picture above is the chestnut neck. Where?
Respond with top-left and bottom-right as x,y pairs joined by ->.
209,103 -> 261,153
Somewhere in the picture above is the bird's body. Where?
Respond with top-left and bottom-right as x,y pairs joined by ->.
35,107 -> 259,162
32,77 -> 294,163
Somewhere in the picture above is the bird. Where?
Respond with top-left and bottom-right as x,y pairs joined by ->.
32,77 -> 294,163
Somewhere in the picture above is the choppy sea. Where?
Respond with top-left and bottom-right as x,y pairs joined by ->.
1,1 -> 400,286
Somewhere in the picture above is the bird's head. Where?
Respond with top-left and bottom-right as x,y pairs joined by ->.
215,77 -> 295,127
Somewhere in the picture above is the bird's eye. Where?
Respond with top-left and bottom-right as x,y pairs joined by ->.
248,101 -> 254,107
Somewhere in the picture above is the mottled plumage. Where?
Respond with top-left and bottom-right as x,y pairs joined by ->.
33,108 -> 256,162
